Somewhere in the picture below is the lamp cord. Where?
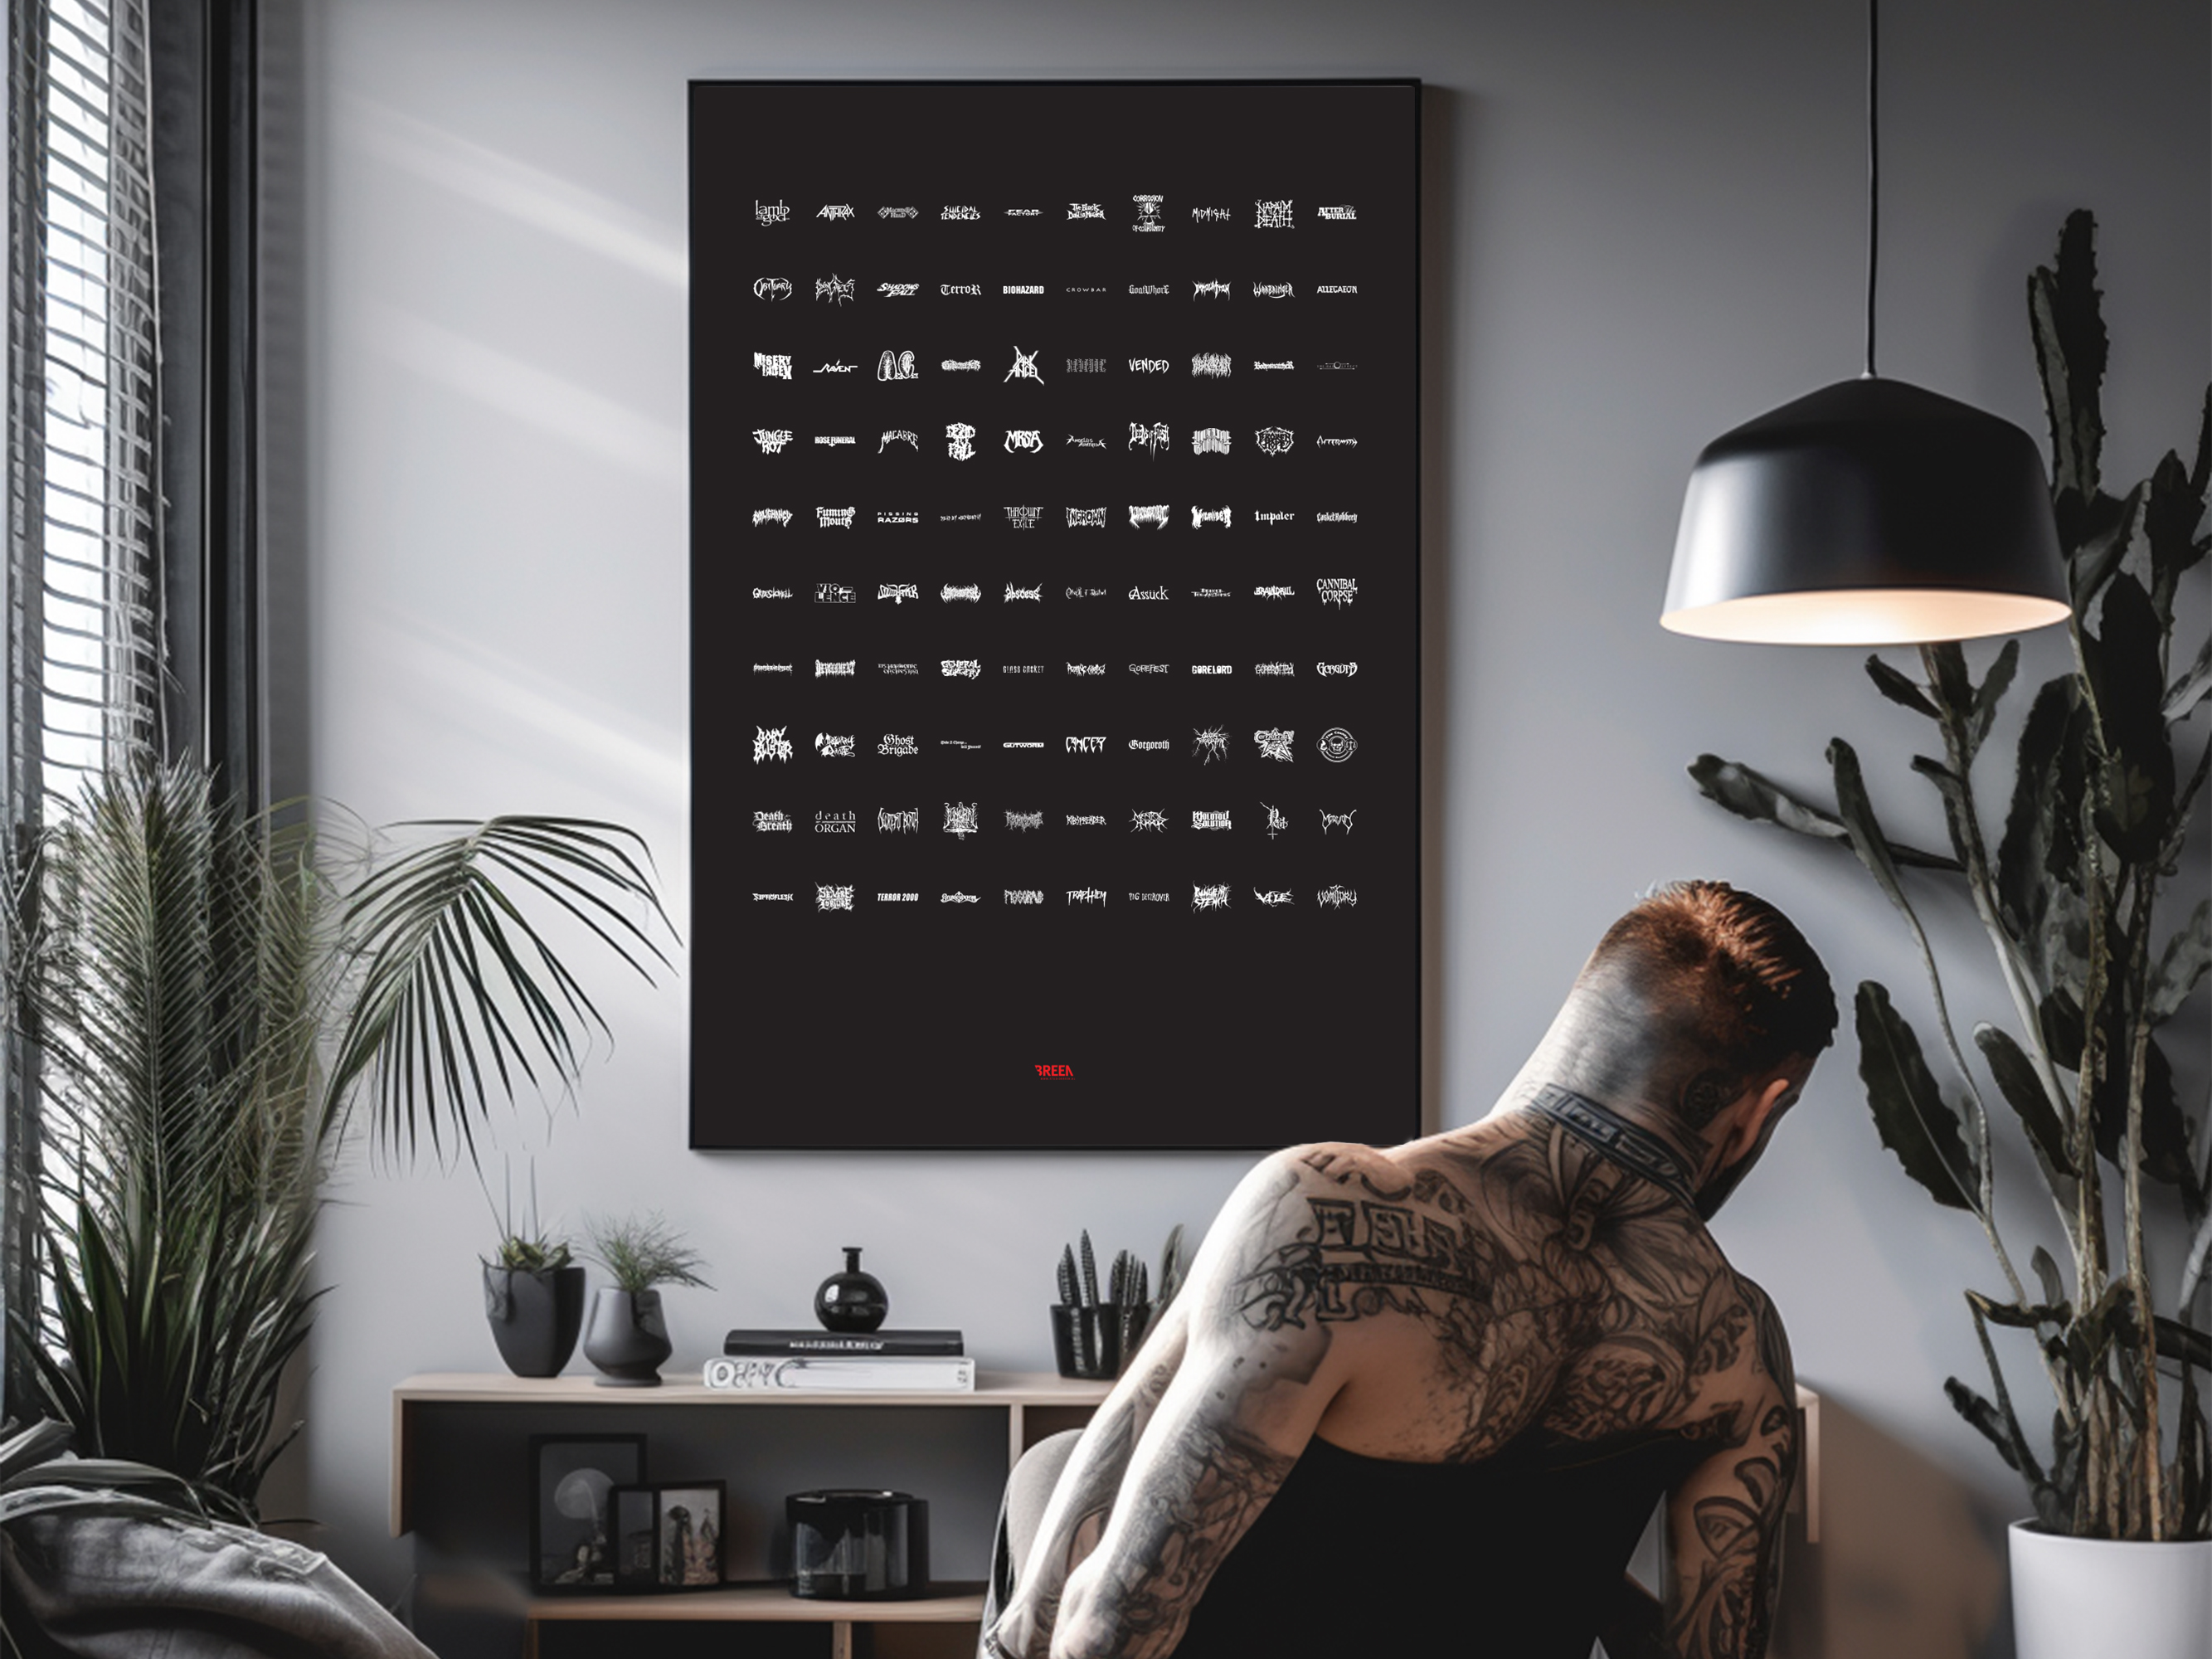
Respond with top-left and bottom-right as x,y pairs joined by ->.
1864,0 -> 1879,377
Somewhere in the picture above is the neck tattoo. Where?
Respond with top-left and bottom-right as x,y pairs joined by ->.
1525,1084 -> 1700,1212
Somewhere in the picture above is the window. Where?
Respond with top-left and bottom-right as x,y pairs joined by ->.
2,0 -> 160,1410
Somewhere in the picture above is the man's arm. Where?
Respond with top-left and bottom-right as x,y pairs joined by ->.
1660,1288 -> 1799,1659
993,1151 -> 1355,1659
982,1313 -> 1188,1658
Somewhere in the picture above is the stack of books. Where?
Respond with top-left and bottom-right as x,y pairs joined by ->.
704,1329 -> 972,1393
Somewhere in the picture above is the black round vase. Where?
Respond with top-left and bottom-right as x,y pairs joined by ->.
583,1287 -> 673,1387
483,1263 -> 586,1378
814,1247 -> 888,1333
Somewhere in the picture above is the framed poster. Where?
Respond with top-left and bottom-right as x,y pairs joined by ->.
691,80 -> 1420,1149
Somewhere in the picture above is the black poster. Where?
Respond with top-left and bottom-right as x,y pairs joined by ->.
690,80 -> 1420,1149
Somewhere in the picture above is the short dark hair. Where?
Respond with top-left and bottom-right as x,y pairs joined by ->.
1587,881 -> 1837,1087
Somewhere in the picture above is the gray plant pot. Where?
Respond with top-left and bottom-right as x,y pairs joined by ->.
482,1264 -> 586,1378
583,1287 -> 672,1388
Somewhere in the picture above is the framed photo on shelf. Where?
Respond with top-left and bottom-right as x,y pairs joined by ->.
613,1481 -> 727,1589
528,1433 -> 646,1590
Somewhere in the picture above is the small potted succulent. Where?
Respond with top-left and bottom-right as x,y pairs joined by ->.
481,1167 -> 586,1379
581,1212 -> 712,1388
1050,1227 -> 1186,1380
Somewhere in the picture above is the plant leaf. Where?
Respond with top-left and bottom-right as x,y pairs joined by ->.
1946,1377 -> 2024,1472
2029,209 -> 2107,512
1856,983 -> 1974,1211
2082,572 -> 2175,864
2164,632 -> 2212,722
1996,678 -> 2088,966
2146,899 -> 2210,1026
2030,1247 -> 2067,1311
1966,640 -> 2021,761
1687,756 -> 1962,871
1865,654 -> 1938,718
1974,1023 -> 2076,1189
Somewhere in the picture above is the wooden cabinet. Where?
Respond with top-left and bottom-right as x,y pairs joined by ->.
391,1372 -> 1108,1659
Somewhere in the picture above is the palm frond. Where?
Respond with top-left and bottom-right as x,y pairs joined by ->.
323,816 -> 670,1166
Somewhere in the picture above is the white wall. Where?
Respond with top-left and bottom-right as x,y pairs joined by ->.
288,0 -> 2210,1622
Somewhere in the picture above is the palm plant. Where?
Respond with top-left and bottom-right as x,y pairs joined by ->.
1693,212 -> 2210,1540
2,753 -> 668,1522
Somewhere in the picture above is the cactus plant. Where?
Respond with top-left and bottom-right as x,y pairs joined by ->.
1693,211 -> 2210,1540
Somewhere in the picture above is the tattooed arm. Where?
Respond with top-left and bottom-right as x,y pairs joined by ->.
1023,1152 -> 1357,1659
982,1313 -> 1189,1658
1661,1288 -> 1799,1659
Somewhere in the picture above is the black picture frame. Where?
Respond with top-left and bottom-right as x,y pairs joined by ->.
613,1481 -> 727,1590
689,80 -> 1423,1151
529,1433 -> 647,1590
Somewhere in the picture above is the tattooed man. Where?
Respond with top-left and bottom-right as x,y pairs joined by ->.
984,881 -> 1834,1659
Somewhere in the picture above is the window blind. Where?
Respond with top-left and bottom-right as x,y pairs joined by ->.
2,0 -> 161,1413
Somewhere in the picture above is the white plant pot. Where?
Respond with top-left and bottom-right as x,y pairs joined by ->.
2010,1520 -> 2212,1659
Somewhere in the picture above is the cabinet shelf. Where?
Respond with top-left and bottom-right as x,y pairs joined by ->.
523,1582 -> 985,1623
392,1370 -> 1109,1538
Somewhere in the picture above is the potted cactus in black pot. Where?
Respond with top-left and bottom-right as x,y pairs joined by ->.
482,1167 -> 585,1378
1050,1227 -> 1187,1379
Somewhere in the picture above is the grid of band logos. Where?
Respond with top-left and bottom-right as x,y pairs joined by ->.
737,193 -> 1386,917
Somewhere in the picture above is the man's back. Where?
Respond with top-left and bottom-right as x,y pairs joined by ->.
1266,1110 -> 1780,1466
1164,1107 -> 1794,1657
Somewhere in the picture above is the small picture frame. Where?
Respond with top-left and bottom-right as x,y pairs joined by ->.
529,1434 -> 646,1589
612,1481 -> 727,1590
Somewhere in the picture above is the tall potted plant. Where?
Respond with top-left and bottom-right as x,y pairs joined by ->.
1693,212 -> 2210,1655
2,756 -> 668,1523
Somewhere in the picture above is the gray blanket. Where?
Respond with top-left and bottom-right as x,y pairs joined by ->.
3,1507 -> 433,1659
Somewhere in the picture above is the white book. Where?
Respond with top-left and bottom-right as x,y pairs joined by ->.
702,1355 -> 976,1394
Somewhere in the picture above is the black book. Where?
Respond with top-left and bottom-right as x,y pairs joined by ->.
723,1327 -> 965,1357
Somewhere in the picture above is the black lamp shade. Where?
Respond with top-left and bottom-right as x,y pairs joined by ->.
1663,377 -> 2070,645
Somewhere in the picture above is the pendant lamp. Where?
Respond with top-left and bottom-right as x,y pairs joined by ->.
1660,0 -> 2069,646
